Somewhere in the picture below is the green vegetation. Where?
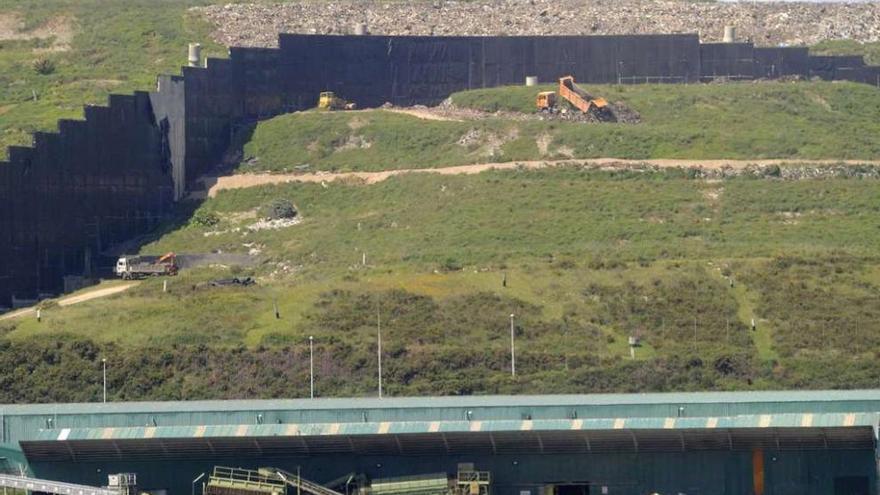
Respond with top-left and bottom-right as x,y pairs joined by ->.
451,82 -> 880,159
3,1 -> 880,402
812,40 -> 880,66
4,168 -> 880,401
238,81 -> 880,174
0,0 -> 226,158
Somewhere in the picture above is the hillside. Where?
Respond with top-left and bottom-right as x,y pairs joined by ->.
0,0 -> 225,156
1,0 -> 879,158
234,82 -> 880,175
3,165 -> 880,402
3,1 -> 880,404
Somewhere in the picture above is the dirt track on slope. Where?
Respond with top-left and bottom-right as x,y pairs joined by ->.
195,158 -> 880,198
0,283 -> 137,321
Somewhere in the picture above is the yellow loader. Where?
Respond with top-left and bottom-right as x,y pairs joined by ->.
318,91 -> 357,110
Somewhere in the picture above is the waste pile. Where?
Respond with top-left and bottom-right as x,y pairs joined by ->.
197,0 -> 880,48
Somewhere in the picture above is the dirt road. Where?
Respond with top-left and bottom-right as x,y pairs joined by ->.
0,282 -> 137,321
195,158 -> 880,198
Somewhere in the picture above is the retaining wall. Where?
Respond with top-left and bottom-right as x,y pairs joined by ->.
0,33 -> 878,306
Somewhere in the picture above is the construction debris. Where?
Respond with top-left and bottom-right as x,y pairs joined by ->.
197,0 -> 880,49
247,216 -> 302,231
192,277 -> 256,291
386,101 -> 641,125
535,103 -> 641,124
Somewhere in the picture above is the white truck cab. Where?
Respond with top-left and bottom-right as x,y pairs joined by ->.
115,257 -> 130,277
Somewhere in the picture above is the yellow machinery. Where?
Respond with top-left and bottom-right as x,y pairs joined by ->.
535,76 -> 614,121
535,91 -> 557,111
454,465 -> 490,495
318,91 -> 357,110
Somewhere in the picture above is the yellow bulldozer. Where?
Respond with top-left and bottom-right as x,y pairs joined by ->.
318,91 -> 357,111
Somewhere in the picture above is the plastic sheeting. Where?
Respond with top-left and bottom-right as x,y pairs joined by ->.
0,92 -> 175,304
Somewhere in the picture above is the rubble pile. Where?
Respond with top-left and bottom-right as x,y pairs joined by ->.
536,103 -> 642,124
197,0 -> 880,48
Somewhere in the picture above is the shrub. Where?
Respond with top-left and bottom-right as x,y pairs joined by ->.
440,257 -> 463,272
763,165 -> 782,178
190,209 -> 220,228
261,198 -> 297,220
32,58 -> 56,75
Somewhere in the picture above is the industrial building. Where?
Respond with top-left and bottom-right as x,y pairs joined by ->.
0,390 -> 878,495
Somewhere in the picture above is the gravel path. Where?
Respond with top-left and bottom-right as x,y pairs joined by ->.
0,283 -> 137,321
195,158 -> 880,198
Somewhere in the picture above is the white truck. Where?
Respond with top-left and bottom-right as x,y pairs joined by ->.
115,253 -> 178,280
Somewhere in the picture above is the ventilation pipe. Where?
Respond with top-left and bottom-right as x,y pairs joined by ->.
723,26 -> 736,43
187,43 -> 202,67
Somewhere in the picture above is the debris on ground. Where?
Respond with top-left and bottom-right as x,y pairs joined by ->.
197,0 -> 880,49
192,277 -> 256,290
247,216 -> 302,231
535,102 -> 641,124
387,101 -> 641,125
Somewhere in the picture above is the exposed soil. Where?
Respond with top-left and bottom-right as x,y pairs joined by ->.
0,283 -> 138,321
0,13 -> 74,52
385,102 -> 641,124
195,158 -> 880,198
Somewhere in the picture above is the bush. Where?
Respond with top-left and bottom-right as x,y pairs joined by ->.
190,209 -> 220,228
261,198 -> 297,220
763,165 -> 782,177
32,58 -> 56,75
440,257 -> 463,272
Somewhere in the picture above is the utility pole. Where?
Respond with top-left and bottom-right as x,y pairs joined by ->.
377,305 -> 383,398
309,336 -> 315,399
510,313 -> 516,377
102,358 -> 107,403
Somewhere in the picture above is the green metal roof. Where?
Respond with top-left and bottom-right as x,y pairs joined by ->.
27,412 -> 880,442
4,391 -> 880,450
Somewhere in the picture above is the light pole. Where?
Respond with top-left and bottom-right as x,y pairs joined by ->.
102,358 -> 107,403
377,306 -> 383,398
509,313 -> 516,377
309,336 -> 314,399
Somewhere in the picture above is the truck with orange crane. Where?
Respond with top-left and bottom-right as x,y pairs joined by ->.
114,252 -> 178,279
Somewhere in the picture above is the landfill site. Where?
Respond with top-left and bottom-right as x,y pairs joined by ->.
1,0 -> 880,495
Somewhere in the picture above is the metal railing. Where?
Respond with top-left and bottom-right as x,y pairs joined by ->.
209,466 -> 286,493
456,472 -> 489,484
271,468 -> 344,495
0,473 -> 119,495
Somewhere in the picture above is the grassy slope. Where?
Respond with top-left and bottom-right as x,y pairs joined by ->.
239,81 -> 880,174
0,0 -> 227,158
5,168 -> 880,399
812,40 -> 880,66
1,0 -> 880,399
